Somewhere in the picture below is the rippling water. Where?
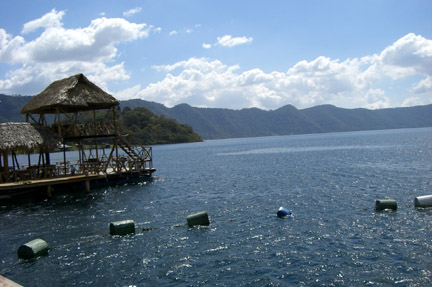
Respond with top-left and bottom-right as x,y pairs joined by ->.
1,128 -> 432,286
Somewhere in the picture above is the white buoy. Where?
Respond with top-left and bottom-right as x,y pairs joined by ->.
186,211 -> 210,227
17,238 -> 49,259
375,199 -> 397,211
109,220 -> 135,235
414,194 -> 432,208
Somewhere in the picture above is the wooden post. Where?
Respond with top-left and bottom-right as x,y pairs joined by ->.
2,151 -> 8,182
93,110 -> 99,162
78,140 -> 82,166
84,180 -> 91,193
45,152 -> 51,166
11,151 -> 16,170
56,108 -> 62,137
113,107 -> 117,135
41,150 -> 45,166
63,141 -> 67,175
113,108 -> 119,171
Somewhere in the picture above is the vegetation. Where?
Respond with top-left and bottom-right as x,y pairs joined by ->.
0,94 -> 202,145
118,106 -> 202,145
69,106 -> 202,145
121,99 -> 432,139
0,94 -> 32,122
2,94 -> 432,141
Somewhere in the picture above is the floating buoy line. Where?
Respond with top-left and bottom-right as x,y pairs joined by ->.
15,211 -> 214,260
10,193 -> 432,261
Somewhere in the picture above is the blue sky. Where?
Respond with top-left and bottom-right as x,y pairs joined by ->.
1,0 -> 431,110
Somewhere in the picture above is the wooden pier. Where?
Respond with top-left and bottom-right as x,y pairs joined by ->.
0,275 -> 23,287
0,74 -> 155,202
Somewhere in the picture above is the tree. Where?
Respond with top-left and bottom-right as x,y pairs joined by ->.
118,106 -> 202,145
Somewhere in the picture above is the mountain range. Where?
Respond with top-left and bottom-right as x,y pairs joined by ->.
1,94 -> 431,140
119,99 -> 432,139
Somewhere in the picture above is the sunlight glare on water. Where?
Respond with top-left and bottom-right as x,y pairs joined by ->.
1,128 -> 432,286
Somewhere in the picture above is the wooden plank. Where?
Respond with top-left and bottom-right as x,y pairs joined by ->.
0,275 -> 23,287
0,174 -> 101,191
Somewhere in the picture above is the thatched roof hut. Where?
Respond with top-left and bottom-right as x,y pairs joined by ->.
20,74 -> 120,114
0,122 -> 61,153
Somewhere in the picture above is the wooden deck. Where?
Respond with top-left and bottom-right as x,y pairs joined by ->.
0,174 -> 100,191
0,275 -> 23,287
0,167 -> 155,202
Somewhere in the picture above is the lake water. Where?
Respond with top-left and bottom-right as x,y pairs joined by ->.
1,128 -> 432,286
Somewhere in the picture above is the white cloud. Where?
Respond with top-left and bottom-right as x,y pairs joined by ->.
411,76 -> 432,94
22,9 -> 64,34
0,9 -> 153,94
216,35 -> 253,47
123,7 -> 142,18
0,29 -> 26,64
131,33 -> 432,110
115,84 -> 142,100
363,89 -> 390,110
142,56 -> 366,109
168,25 -> 201,36
1,13 -> 431,112
380,33 -> 432,77
3,12 -> 151,64
401,96 -> 424,107
202,43 -> 212,49
0,61 -> 130,95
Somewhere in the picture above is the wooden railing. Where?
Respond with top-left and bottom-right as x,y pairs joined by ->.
0,165 -> 56,183
58,121 -> 116,138
0,146 -> 154,184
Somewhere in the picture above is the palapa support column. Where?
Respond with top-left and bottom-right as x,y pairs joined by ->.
47,185 -> 53,198
84,180 -> 91,193
2,151 -> 9,182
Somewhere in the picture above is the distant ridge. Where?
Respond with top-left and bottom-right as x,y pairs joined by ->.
119,99 -> 432,139
0,94 -> 33,123
2,94 -> 431,140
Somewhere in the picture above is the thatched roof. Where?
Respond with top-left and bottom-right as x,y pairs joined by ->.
0,122 -> 61,153
21,73 -> 120,114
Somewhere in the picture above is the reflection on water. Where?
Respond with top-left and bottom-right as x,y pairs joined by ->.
1,128 -> 432,286
218,144 -> 394,156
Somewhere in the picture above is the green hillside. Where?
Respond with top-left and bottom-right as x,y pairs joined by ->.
0,94 -> 202,145
2,94 -> 432,140
119,106 -> 202,145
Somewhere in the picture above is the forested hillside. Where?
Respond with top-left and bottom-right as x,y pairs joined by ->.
120,100 -> 432,139
2,94 -> 431,140
119,106 -> 202,145
0,94 -> 32,122
0,94 -> 202,145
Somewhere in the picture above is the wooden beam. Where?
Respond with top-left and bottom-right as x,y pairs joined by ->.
0,275 -> 23,287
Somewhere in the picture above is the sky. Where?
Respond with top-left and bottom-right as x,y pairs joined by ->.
0,0 -> 431,111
